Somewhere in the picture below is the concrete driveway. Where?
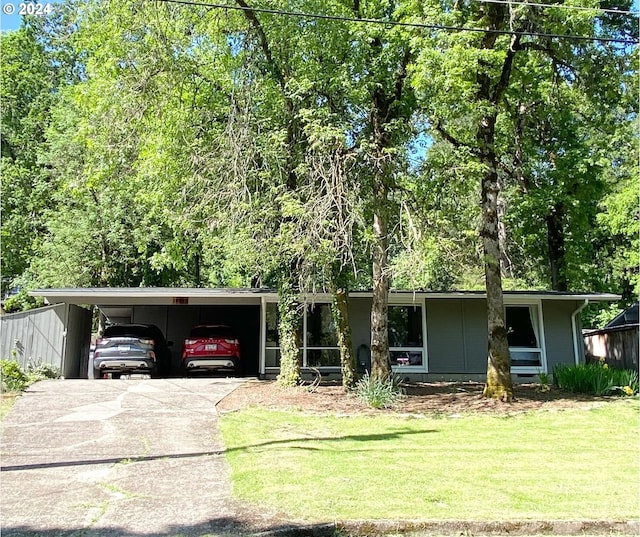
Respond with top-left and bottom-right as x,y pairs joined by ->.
0,378 -> 290,537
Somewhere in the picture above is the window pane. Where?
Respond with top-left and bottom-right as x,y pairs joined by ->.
265,302 -> 303,347
388,306 -> 423,347
506,306 -> 538,348
266,303 -> 279,346
511,350 -> 541,367
391,351 -> 423,367
189,325 -> 235,338
307,349 -> 341,367
265,348 -> 280,368
307,304 -> 338,347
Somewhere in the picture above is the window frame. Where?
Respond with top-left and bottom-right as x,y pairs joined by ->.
504,299 -> 547,374
303,303 -> 341,368
263,300 -> 341,371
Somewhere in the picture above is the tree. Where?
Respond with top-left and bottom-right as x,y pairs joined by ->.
0,23 -> 62,297
342,1 -> 417,382
410,0 -> 636,399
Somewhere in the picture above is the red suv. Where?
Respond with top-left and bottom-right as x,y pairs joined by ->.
181,325 -> 240,374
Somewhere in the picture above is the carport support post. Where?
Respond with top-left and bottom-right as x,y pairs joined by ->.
259,297 -> 267,377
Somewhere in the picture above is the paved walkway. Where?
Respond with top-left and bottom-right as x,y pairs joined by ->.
0,378 -> 288,537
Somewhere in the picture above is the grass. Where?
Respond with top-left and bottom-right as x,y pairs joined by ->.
0,393 -> 18,420
220,398 -> 640,522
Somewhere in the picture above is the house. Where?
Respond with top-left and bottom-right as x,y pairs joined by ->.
14,287 -> 618,381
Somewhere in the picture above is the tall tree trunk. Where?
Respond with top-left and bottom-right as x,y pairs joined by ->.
331,280 -> 357,389
546,203 -> 568,291
497,179 -> 513,278
480,139 -> 513,401
370,186 -> 391,381
476,11 -> 519,401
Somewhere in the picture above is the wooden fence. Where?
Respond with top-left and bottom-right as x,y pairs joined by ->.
583,325 -> 639,371
1,304 -> 92,378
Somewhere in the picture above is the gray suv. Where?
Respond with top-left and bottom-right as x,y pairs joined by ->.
92,324 -> 172,379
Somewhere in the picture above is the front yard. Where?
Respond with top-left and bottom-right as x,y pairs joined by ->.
218,385 -> 639,524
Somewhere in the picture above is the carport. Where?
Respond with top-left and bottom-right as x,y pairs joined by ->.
31,288 -> 277,378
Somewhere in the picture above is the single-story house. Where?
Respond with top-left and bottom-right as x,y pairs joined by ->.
19,288 -> 619,381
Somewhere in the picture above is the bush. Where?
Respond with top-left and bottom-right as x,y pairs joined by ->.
355,372 -> 405,409
26,360 -> 61,383
1,360 -> 29,392
1,359 -> 60,393
553,362 -> 639,396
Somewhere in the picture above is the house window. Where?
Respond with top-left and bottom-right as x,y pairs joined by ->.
306,303 -> 340,367
264,302 -> 340,368
389,304 -> 424,368
506,305 -> 543,370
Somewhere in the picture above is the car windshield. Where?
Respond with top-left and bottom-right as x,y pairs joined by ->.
189,326 -> 235,338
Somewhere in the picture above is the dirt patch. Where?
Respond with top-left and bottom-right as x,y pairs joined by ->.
216,379 -> 611,416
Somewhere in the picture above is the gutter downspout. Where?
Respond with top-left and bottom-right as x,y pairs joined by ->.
571,299 -> 589,366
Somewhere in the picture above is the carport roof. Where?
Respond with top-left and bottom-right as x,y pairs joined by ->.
31,287 -> 277,305
30,287 -> 621,306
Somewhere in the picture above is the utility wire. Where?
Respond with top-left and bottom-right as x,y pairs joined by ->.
474,0 -> 638,16
156,0 -> 639,44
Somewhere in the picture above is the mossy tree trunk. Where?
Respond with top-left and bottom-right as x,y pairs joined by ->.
370,192 -> 391,382
480,153 -> 513,401
331,279 -> 357,390
276,277 -> 302,387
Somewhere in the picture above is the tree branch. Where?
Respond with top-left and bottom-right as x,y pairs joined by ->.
491,33 -> 521,104
435,119 -> 464,149
235,0 -> 285,89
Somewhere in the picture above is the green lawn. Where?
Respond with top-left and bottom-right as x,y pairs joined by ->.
219,399 -> 640,522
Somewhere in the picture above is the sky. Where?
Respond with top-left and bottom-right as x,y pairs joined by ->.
0,0 -> 60,32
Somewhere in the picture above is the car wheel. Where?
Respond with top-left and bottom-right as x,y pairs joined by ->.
92,367 -> 102,379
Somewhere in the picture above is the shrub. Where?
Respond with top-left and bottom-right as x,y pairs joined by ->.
355,372 -> 405,409
1,359 -> 60,393
1,360 -> 29,393
553,362 -> 638,396
26,360 -> 61,383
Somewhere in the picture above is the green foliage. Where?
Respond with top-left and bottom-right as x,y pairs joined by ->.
0,25 -> 62,295
2,289 -> 44,313
582,302 -> 625,330
1,360 -> 28,392
355,372 -> 405,409
1,359 -> 61,393
26,360 -> 61,383
553,363 -> 639,397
